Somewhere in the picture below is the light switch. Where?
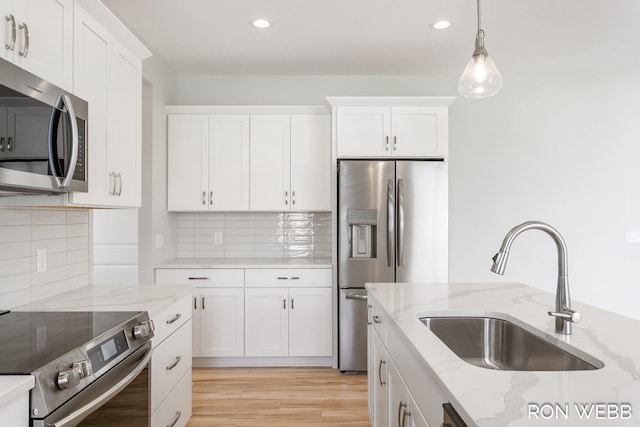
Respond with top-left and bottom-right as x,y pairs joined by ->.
214,232 -> 223,245
625,230 -> 640,243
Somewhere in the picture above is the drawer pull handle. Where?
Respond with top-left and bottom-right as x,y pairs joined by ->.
166,355 -> 182,371
167,410 -> 182,427
194,297 -> 197,309
276,276 -> 300,280
202,296 -> 205,309
188,277 -> 210,280
166,313 -> 182,325
283,294 -> 287,310
290,295 -> 294,310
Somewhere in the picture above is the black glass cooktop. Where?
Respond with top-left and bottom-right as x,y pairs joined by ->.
0,311 -> 142,374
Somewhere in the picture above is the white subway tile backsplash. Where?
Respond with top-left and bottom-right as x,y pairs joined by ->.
175,211 -> 332,259
0,208 -> 90,309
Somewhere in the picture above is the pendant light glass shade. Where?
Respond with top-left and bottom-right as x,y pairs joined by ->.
458,0 -> 502,99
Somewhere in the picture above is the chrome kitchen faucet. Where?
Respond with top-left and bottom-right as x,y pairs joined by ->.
490,221 -> 581,335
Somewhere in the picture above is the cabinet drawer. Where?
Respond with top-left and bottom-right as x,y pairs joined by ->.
151,320 -> 192,412
245,268 -> 331,288
151,294 -> 192,346
155,268 -> 244,287
151,369 -> 192,427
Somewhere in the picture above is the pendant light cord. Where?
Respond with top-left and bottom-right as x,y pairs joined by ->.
477,0 -> 482,31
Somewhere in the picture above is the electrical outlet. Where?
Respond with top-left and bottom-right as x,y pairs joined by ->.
36,248 -> 47,272
214,232 -> 223,245
625,230 -> 640,243
155,234 -> 164,249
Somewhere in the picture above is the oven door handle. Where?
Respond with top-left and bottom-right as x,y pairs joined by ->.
47,346 -> 153,427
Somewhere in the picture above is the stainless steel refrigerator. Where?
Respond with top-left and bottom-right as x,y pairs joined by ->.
338,160 -> 448,371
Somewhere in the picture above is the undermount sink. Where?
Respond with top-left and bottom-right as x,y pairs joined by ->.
420,315 -> 604,371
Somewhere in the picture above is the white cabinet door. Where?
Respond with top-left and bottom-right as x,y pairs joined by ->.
391,106 -> 445,158
192,290 -> 201,357
199,288 -> 244,357
336,106 -> 390,157
167,115 -> 209,211
288,287 -> 332,357
249,115 -> 291,211
108,44 -> 141,207
13,0 -> 73,90
68,6 -> 109,206
69,6 -> 143,207
0,0 -> 13,63
388,360 -> 408,427
407,394 -> 430,427
209,115 -> 249,211
245,287 -> 289,357
290,115 -> 331,211
371,329 -> 389,427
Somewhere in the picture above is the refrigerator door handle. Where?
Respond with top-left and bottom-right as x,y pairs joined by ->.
387,178 -> 394,268
397,178 -> 405,267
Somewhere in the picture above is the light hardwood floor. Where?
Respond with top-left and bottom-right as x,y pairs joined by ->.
187,367 -> 371,427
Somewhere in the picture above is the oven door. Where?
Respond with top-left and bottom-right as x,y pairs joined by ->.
33,343 -> 152,427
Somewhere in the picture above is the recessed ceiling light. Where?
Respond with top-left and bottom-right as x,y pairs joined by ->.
430,20 -> 452,30
251,19 -> 271,29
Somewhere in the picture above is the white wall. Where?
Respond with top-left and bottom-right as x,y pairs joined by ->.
173,74 -> 640,320
139,54 -> 179,284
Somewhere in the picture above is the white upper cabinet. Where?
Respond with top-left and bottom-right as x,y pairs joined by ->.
167,114 -> 250,211
167,107 -> 330,212
209,115 -> 250,210
68,3 -> 149,208
1,0 -> 73,90
290,115 -> 331,211
168,115 -> 209,211
249,115 -> 291,211
250,113 -> 331,211
328,97 -> 454,159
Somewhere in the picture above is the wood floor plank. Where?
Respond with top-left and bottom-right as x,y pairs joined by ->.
187,367 -> 371,427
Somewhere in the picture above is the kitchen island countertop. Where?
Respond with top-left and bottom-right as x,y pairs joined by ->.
366,281 -> 640,426
0,376 -> 34,407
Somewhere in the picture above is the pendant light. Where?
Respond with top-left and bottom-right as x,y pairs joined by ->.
458,0 -> 502,99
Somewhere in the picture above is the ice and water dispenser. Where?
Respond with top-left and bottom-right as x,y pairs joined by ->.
348,209 -> 377,259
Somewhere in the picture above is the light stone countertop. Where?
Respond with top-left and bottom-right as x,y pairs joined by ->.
366,281 -> 640,426
15,285 -> 192,316
0,376 -> 34,407
155,257 -> 332,269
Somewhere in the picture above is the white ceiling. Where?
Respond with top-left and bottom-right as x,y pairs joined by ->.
101,0 -> 640,77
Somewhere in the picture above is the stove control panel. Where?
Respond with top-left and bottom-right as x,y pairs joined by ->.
56,360 -> 92,390
132,320 -> 155,340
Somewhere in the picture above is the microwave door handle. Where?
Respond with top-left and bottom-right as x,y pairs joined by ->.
48,96 -> 64,187
60,94 -> 79,190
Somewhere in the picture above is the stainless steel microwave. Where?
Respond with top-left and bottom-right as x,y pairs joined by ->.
0,58 -> 87,195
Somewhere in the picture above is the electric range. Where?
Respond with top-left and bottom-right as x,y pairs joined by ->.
0,310 -> 154,425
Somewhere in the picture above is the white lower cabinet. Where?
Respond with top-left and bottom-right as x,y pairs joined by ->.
368,298 -> 436,427
151,369 -> 192,427
148,294 -> 193,427
244,268 -> 332,358
197,287 -> 244,357
244,286 -> 332,357
370,328 -> 389,427
388,361 -> 429,427
155,266 -> 333,364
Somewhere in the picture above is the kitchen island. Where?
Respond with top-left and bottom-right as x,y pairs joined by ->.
366,282 -> 640,426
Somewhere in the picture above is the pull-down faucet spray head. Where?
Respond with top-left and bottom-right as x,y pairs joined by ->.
490,221 -> 580,335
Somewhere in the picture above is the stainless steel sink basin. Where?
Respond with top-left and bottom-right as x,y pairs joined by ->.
420,315 -> 604,371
